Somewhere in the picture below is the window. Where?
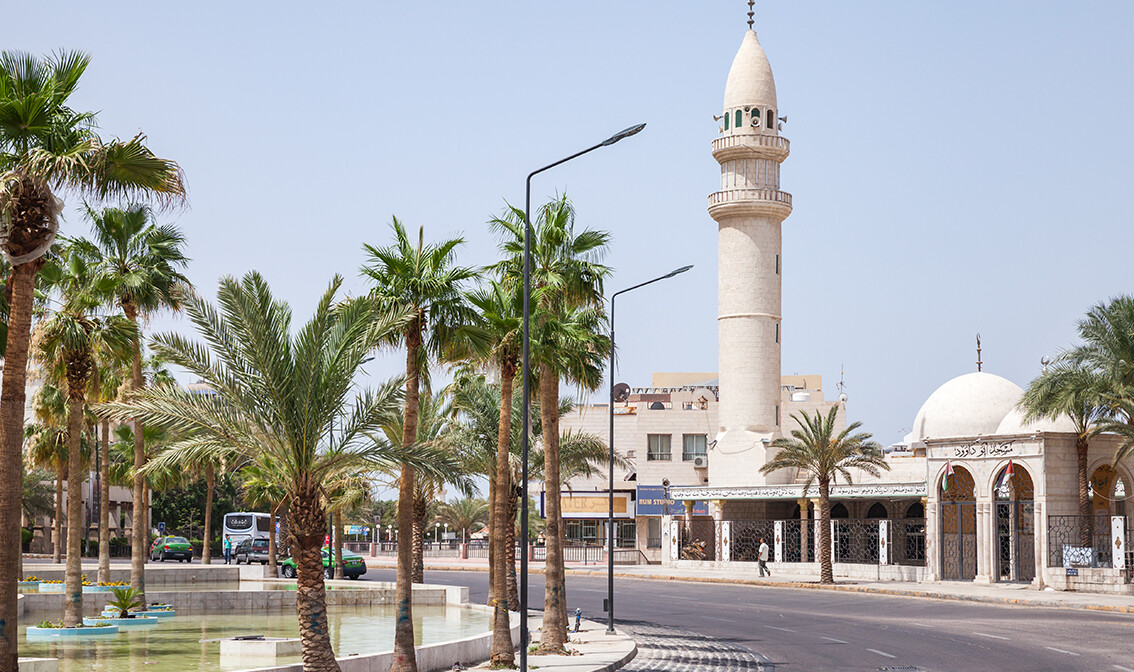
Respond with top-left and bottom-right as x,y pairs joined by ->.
647,434 -> 672,461
751,108 -> 761,127
776,254 -> 780,274
767,109 -> 775,129
776,405 -> 780,426
775,323 -> 779,343
724,110 -> 730,130
734,110 -> 742,129
647,518 -> 662,548
682,434 -> 708,461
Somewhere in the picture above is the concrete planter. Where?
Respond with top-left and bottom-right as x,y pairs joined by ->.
26,624 -> 118,639
83,616 -> 159,628
102,608 -> 175,619
36,583 -> 118,594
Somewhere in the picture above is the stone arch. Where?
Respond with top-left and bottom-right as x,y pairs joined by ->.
830,503 -> 849,519
906,502 -> 925,518
866,502 -> 889,519
992,461 -> 1034,502
938,464 -> 976,501
991,461 -> 1035,582
1088,463 -> 1129,517
938,464 -> 977,580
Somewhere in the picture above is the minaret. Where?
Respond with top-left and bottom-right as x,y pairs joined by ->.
709,18 -> 792,487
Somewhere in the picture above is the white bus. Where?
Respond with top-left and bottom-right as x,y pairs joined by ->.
222,512 -> 271,547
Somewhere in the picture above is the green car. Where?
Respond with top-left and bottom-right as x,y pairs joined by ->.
280,548 -> 367,579
150,535 -> 193,562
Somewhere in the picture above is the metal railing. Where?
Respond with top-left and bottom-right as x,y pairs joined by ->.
1048,514 -> 1113,568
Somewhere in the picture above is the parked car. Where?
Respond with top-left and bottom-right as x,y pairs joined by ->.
234,538 -> 271,565
279,547 -> 366,579
150,536 -> 194,562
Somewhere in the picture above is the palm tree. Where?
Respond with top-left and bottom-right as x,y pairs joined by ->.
324,475 -> 370,581
24,383 -> 71,563
759,406 -> 889,584
465,280 -> 523,664
36,246 -> 137,626
99,272 -> 452,672
490,195 -> 611,651
1019,360 -> 1111,545
89,359 -> 125,584
79,203 -> 189,601
241,464 -> 289,576
360,218 -> 481,672
0,52 -> 184,661
435,498 -> 489,543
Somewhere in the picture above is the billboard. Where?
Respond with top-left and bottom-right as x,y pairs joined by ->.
539,491 -> 633,519
635,485 -> 709,517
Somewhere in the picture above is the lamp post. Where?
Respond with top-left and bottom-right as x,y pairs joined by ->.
606,265 -> 693,635
520,122 -> 645,671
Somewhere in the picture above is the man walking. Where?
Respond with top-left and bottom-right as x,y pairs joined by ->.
223,536 -> 233,565
758,537 -> 771,577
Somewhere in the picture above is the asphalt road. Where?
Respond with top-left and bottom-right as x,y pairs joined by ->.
363,568 -> 1134,672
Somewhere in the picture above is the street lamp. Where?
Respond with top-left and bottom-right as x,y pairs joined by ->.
435,522 -> 440,544
520,122 -> 645,671
606,264 -> 693,634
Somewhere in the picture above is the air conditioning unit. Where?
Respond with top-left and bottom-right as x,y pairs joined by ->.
693,456 -> 708,468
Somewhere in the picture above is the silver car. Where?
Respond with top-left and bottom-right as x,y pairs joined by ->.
234,538 -> 270,564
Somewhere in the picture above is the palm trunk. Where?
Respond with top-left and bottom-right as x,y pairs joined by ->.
63,395 -> 85,627
490,360 -> 516,664
203,464 -> 215,564
539,363 -> 568,652
505,485 -> 519,611
1077,436 -> 1092,547
127,315 -> 147,604
289,486 -> 340,671
412,492 -> 426,584
268,503 -> 279,576
392,323 -> 421,672
818,479 -> 833,584
0,261 -> 39,670
98,419 -> 111,584
487,475 -> 496,604
333,513 -> 344,580
53,474 -> 63,564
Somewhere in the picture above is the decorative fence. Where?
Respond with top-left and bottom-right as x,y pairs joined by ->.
1047,514 -> 1130,574
675,518 -> 926,567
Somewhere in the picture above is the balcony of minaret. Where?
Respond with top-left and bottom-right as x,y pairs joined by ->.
712,134 -> 790,163
708,187 -> 792,219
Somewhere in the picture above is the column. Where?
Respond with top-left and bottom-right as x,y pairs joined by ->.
925,497 -> 938,582
798,498 -> 809,563
1033,500 -> 1046,588
810,498 -> 820,566
975,501 -> 992,583
661,515 -> 673,565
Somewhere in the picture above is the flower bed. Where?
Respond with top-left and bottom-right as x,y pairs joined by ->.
26,621 -> 119,638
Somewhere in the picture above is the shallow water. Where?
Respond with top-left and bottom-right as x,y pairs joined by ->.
20,604 -> 489,672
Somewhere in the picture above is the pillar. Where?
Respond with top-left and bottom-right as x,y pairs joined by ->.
1033,500 -> 1045,588
924,496 -> 939,582
798,498 -> 809,563
974,501 -> 992,583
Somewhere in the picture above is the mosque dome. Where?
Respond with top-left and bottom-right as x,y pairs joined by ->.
723,30 -> 778,111
994,407 -> 1078,435
910,372 -> 1023,442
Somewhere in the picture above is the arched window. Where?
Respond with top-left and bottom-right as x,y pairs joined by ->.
751,108 -> 761,128
830,503 -> 850,519
724,111 -> 729,131
767,109 -> 775,129
734,110 -> 742,129
866,503 -> 888,519
906,502 -> 925,519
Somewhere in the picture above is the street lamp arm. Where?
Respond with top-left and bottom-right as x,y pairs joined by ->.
612,265 -> 694,301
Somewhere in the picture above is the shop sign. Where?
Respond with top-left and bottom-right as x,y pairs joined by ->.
635,485 -> 709,516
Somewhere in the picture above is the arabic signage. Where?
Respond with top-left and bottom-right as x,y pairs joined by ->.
540,491 -> 633,519
669,482 -> 927,501
636,485 -> 710,516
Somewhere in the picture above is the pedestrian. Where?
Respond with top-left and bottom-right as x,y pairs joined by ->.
223,536 -> 233,565
758,537 -> 771,577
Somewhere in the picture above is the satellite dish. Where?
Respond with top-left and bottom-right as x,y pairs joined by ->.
612,382 -> 631,403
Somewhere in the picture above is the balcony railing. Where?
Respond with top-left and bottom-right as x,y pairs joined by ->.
713,134 -> 790,154
708,188 -> 793,209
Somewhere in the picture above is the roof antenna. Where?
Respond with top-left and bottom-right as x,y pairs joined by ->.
747,0 -> 755,31
976,333 -> 982,372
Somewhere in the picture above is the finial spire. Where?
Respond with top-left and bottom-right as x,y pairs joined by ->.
747,0 -> 755,30
976,333 -> 982,372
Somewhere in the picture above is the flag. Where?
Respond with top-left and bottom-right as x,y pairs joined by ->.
943,461 -> 955,492
995,460 -> 1015,490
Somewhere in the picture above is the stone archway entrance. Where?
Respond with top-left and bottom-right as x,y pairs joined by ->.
994,462 -> 1035,582
940,466 -> 976,580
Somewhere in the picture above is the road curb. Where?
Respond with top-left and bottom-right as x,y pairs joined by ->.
561,569 -> 1134,614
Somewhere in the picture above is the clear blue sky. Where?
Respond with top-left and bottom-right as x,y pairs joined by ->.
6,1 -> 1134,446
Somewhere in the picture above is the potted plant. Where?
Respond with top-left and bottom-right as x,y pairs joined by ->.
106,586 -> 144,618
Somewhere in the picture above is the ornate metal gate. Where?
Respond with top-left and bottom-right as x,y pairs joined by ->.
996,500 -> 1035,581
940,501 -> 976,580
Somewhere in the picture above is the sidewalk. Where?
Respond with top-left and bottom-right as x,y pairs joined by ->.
469,617 -> 636,672
566,562 -> 1134,614
364,556 -> 606,573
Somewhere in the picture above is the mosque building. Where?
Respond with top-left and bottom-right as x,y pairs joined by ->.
558,9 -> 1134,592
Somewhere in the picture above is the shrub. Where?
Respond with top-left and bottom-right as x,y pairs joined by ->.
106,586 -> 144,618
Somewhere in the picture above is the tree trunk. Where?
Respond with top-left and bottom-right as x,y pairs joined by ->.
490,360 -> 516,664
203,464 -> 215,564
289,485 -> 340,671
98,418 -> 111,584
63,395 -> 85,627
333,513 -> 344,580
487,474 -> 496,605
0,261 -> 39,670
412,492 -> 426,584
268,503 -> 279,576
539,363 -> 568,652
127,314 -> 148,605
392,324 -> 421,672
1078,436 -> 1092,547
53,474 -> 63,564
818,479 -> 833,584
505,485 -> 519,611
